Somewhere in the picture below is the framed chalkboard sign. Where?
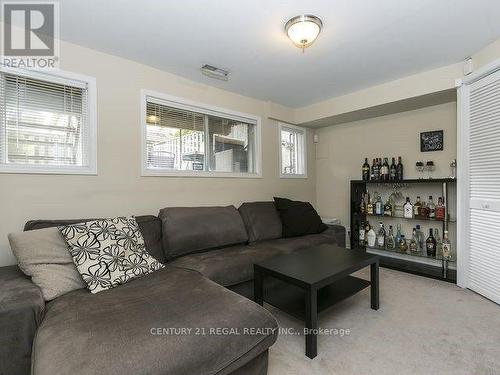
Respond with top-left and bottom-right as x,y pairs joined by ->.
420,130 -> 443,152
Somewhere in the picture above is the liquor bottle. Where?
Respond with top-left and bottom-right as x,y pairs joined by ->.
426,228 -> 437,257
427,195 -> 436,219
384,199 -> 393,217
415,225 -> 424,253
364,221 -> 371,246
376,222 -> 386,249
434,228 -> 442,258
362,158 -> 370,181
375,194 -> 383,216
409,228 -> 418,254
395,223 -> 402,246
382,158 -> 390,181
435,197 -> 446,220
367,225 -> 377,248
403,197 -> 413,218
371,159 -> 376,180
398,235 -> 408,253
367,194 -> 374,215
413,196 -> 422,217
428,196 -> 436,219
418,201 -> 428,218
442,230 -> 452,260
386,225 -> 395,250
360,193 -> 366,214
359,221 -> 366,246
396,156 -> 404,180
373,158 -> 380,180
389,157 -> 397,181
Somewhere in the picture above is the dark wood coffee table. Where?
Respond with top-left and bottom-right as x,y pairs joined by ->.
254,244 -> 379,359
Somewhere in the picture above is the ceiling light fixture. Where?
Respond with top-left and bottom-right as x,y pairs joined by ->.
285,14 -> 323,52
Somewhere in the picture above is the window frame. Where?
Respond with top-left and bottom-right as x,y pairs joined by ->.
278,122 -> 307,179
0,66 -> 97,175
140,89 -> 262,178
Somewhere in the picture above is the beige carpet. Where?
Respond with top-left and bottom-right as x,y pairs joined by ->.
266,268 -> 500,375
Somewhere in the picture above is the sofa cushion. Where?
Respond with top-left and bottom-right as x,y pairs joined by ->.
238,202 -> 282,242
273,197 -> 328,237
252,228 -> 339,254
171,227 -> 341,287
32,267 -> 278,375
59,217 -> 164,294
8,227 -> 86,301
170,245 -> 285,286
159,206 -> 248,260
24,215 -> 166,264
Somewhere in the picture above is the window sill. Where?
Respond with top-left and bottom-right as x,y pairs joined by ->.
142,169 -> 262,179
0,165 -> 97,175
280,173 -> 308,179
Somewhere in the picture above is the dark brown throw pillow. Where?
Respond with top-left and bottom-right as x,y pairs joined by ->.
273,197 -> 328,237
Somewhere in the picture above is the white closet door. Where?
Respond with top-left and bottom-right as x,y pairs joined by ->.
467,69 -> 500,304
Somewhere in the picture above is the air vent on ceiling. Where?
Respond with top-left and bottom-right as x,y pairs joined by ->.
201,64 -> 230,81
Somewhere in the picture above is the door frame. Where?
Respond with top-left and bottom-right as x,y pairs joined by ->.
455,57 -> 500,288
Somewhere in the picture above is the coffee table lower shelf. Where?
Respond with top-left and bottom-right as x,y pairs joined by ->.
262,275 -> 371,321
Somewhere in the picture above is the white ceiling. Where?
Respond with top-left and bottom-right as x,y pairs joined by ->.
59,0 -> 500,107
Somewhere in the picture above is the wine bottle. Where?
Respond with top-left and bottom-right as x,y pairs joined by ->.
396,156 -> 404,180
362,158 -> 370,181
382,158 -> 389,181
389,157 -> 397,181
371,159 -> 376,180
373,158 -> 380,180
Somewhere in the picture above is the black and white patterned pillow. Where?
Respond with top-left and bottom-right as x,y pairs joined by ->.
59,216 -> 164,293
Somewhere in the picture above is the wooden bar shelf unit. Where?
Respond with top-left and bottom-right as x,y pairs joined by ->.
350,178 -> 457,283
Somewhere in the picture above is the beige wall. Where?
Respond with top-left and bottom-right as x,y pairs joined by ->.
0,41 -> 316,266
315,102 -> 457,226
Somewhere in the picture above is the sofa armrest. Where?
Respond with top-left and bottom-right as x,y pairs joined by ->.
0,265 -> 45,375
324,224 -> 346,248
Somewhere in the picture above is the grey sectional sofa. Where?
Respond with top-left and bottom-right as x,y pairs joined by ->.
0,202 -> 345,375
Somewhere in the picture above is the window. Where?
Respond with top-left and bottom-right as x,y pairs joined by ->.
279,123 -> 307,178
142,91 -> 261,177
0,67 -> 96,174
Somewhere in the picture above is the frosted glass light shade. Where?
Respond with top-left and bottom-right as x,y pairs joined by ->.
285,15 -> 323,49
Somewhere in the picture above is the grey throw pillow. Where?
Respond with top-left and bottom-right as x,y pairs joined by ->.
8,227 -> 86,301
59,216 -> 164,294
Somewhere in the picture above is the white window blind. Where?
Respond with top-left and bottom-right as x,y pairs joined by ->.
144,95 -> 259,176
0,70 -> 93,173
279,123 -> 306,177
